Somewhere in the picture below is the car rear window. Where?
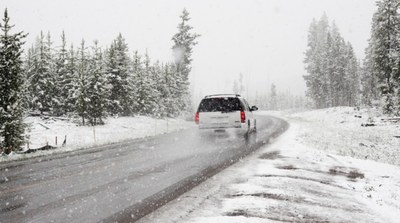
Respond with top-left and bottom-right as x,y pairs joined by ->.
197,97 -> 243,112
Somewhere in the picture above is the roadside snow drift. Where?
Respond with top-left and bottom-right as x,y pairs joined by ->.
289,107 -> 400,166
1,116 -> 193,162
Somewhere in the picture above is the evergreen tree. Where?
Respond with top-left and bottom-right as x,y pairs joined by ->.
149,60 -> 164,117
45,32 -> 60,115
304,14 -> 360,108
304,14 -> 330,108
270,83 -> 277,110
131,50 -> 142,114
156,63 -> 172,117
22,46 -> 35,111
106,34 -> 133,116
143,52 -> 159,115
369,0 -> 400,113
29,31 -> 54,114
172,9 -> 200,113
132,51 -> 157,115
324,31 -> 334,107
0,9 -> 27,154
329,23 -> 349,107
54,31 -> 69,115
76,39 -> 89,125
361,39 -> 379,106
162,62 -> 180,117
65,44 -> 78,114
344,44 -> 360,106
86,40 -> 109,125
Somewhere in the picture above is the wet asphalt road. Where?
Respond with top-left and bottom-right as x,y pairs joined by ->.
0,115 -> 287,223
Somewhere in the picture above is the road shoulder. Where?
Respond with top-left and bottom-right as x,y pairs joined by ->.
139,119 -> 400,223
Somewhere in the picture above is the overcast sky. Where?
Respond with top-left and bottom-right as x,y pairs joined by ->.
2,0 -> 377,102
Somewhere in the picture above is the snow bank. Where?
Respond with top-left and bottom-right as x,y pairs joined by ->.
0,116 -> 193,163
286,107 -> 400,166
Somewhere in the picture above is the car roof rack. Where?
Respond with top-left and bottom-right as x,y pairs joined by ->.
204,94 -> 241,98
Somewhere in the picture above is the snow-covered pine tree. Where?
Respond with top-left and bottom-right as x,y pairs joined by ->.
22,46 -> 35,111
370,0 -> 400,114
143,52 -> 159,115
53,31 -> 69,116
303,14 -> 330,108
106,34 -> 133,116
361,37 -> 379,106
328,23 -> 348,107
0,9 -> 27,154
131,51 -> 142,114
45,32 -> 61,116
149,60 -> 163,117
304,14 -> 360,108
65,44 -> 78,114
29,31 -> 54,114
86,40 -> 109,125
324,31 -> 334,107
76,39 -> 89,125
156,63 -> 170,117
344,43 -> 360,106
162,62 -> 180,117
171,9 -> 200,113
132,51 -> 157,115
270,83 -> 278,110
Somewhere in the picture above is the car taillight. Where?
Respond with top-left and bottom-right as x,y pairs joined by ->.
195,112 -> 199,124
240,111 -> 246,123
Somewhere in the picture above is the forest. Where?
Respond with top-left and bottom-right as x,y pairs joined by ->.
23,10 -> 199,125
304,0 -> 400,115
0,9 -> 199,153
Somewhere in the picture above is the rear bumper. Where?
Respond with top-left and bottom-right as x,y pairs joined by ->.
198,123 -> 248,136
198,122 -> 246,129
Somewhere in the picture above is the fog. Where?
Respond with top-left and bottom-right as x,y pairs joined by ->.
2,0 -> 376,102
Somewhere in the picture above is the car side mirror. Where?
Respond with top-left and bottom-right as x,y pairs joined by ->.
250,106 -> 258,111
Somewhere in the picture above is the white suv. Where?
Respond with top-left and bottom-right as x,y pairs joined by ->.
195,94 -> 258,137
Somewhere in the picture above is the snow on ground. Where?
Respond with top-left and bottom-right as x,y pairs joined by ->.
0,116 -> 193,163
288,107 -> 400,166
139,107 -> 400,223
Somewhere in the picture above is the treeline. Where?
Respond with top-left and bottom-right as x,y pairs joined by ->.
0,9 -> 27,153
24,32 -> 178,125
252,84 -> 307,111
22,9 -> 198,125
231,74 -> 307,111
0,9 -> 199,153
305,1 -> 400,116
362,0 -> 400,114
303,13 -> 360,109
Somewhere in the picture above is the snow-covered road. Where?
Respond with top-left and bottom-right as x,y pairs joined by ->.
0,115 -> 287,223
140,110 -> 400,223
